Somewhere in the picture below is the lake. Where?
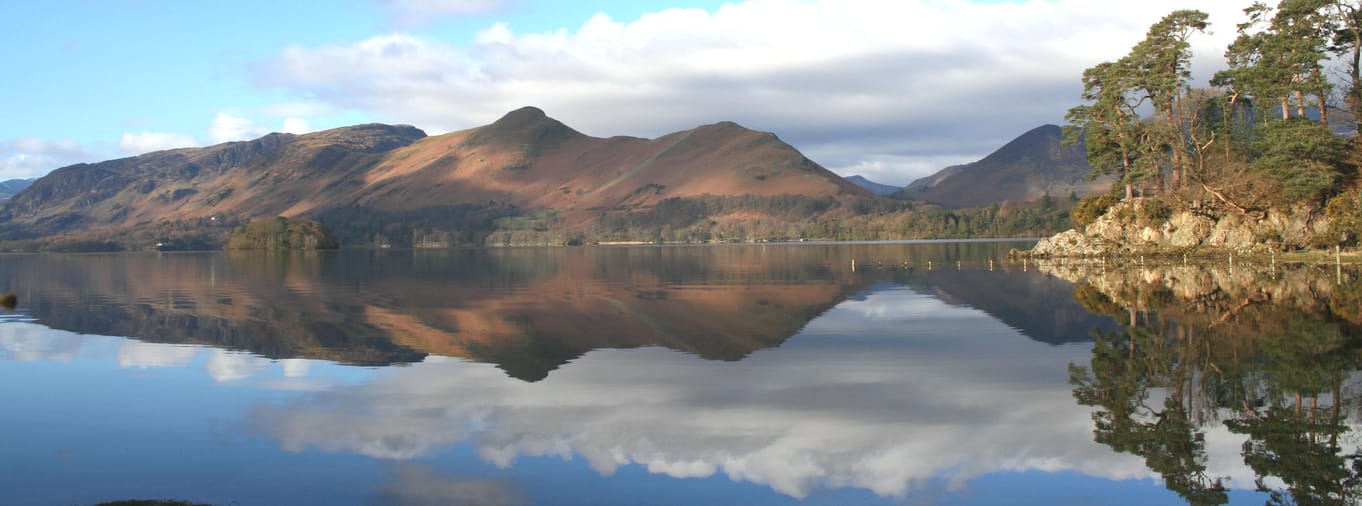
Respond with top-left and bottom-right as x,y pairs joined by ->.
1,241 -> 1359,505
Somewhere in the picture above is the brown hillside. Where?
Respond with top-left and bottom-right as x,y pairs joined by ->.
337,107 -> 867,224
0,107 -> 868,245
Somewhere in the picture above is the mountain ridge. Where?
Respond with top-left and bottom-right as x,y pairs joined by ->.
902,124 -> 1109,208
0,108 -> 872,248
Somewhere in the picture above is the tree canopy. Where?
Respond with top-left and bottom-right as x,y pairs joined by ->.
1066,1 -> 1360,235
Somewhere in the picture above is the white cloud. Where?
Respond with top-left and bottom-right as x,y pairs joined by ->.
259,0 -> 1247,183
378,0 -> 506,27
118,131 -> 200,155
281,117 -> 312,134
258,101 -> 333,118
826,155 -> 972,188
208,112 -> 271,144
0,137 -> 95,179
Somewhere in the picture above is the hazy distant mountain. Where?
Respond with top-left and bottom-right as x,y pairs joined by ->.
0,178 -> 33,201
901,125 -> 1110,208
0,107 -> 869,247
844,175 -> 900,196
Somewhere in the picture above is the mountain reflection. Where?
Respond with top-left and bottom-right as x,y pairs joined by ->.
21,245 -> 1362,501
249,281 -> 1146,499
0,242 -> 1095,381
1049,261 -> 1362,505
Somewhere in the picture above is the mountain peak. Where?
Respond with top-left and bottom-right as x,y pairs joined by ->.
467,106 -> 584,148
903,124 -> 1099,208
979,124 -> 1062,164
501,105 -> 547,121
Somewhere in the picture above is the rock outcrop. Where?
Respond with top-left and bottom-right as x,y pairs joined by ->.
1029,198 -> 1327,257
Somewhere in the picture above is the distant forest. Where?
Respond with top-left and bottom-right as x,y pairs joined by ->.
311,194 -> 1075,248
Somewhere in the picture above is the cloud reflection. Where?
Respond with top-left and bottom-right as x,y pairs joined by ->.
117,340 -> 199,369
250,286 -> 1177,498
0,322 -> 323,389
0,321 -> 90,362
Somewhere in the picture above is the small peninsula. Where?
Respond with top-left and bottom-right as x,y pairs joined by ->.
1029,6 -> 1362,259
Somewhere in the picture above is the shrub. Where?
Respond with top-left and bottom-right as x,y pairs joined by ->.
1136,198 -> 1171,224
1072,193 -> 1118,227
1315,187 -> 1362,247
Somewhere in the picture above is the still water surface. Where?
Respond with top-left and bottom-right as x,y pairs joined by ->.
1,242 -> 1358,505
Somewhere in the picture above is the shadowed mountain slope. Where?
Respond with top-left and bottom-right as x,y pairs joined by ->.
902,125 -> 1109,208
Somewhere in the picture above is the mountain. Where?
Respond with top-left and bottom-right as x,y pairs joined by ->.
907,268 -> 1120,346
844,175 -> 900,196
901,125 -> 1110,208
0,247 -> 878,381
0,107 -> 870,248
0,178 -> 33,201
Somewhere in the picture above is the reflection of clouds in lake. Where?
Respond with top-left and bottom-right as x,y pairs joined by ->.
117,340 -> 198,368
250,286 -> 1175,498
372,465 -> 528,506
0,322 -> 90,362
0,321 -> 364,392
205,349 -> 273,382
280,358 -> 310,378
835,292 -> 979,321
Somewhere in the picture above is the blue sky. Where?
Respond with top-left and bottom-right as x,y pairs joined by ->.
1,0 -> 1248,185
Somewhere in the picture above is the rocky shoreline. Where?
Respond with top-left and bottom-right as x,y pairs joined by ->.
1023,198 -> 1332,258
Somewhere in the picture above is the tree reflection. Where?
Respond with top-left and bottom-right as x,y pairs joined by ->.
1071,326 -> 1228,505
1060,263 -> 1362,505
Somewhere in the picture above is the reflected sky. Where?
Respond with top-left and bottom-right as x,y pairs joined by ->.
246,284 -> 1275,502
0,278 -> 1274,505
0,245 -> 1309,505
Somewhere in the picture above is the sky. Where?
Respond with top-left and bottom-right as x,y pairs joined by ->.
1,0 -> 1252,186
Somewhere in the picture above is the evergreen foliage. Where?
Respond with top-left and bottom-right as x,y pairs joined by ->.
1065,1 -> 1362,251
225,216 -> 339,250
